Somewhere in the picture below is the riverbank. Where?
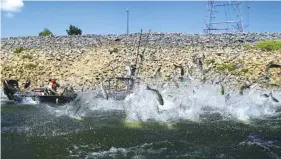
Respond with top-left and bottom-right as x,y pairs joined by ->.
1,32 -> 281,91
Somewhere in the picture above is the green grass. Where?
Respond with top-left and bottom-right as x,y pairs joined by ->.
241,68 -> 249,74
244,44 -> 252,50
13,47 -> 30,54
254,40 -> 281,51
24,62 -> 37,69
21,54 -> 33,59
215,62 -> 237,72
205,59 -> 216,66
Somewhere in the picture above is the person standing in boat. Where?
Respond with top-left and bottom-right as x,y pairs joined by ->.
3,79 -> 20,90
2,79 -> 20,100
47,79 -> 61,95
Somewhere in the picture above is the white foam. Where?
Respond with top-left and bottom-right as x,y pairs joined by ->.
17,97 -> 40,105
123,80 -> 281,123
82,141 -> 169,159
3,80 -> 280,123
44,89 -> 125,120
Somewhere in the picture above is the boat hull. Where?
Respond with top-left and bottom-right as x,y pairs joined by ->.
13,93 -> 78,105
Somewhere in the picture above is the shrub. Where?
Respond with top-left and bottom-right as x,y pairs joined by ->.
241,68 -> 249,74
39,28 -> 53,37
66,25 -> 82,35
215,62 -> 237,72
24,62 -> 37,69
244,44 -> 252,50
254,40 -> 281,51
21,54 -> 33,59
205,59 -> 216,66
13,47 -> 29,54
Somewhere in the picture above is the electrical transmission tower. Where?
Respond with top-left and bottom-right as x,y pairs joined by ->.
204,0 -> 249,34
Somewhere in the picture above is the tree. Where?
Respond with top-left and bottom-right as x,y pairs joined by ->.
39,28 -> 53,37
66,25 -> 82,35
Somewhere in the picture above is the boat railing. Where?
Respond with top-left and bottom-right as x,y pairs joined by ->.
102,76 -> 141,95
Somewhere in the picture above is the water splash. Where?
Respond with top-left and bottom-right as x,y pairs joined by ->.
2,80 -> 281,124
16,96 -> 40,105
123,80 -> 281,123
69,141 -> 174,159
44,89 -> 124,120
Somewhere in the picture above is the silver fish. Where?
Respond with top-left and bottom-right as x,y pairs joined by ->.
239,82 -> 251,95
203,63 -> 213,74
124,65 -> 132,77
171,78 -> 179,88
173,64 -> 185,77
197,57 -> 204,74
262,94 -> 269,98
146,85 -> 164,106
100,81 -> 108,100
153,65 -> 162,78
75,104 -> 82,114
269,92 -> 279,103
265,61 -> 281,83
225,93 -> 231,101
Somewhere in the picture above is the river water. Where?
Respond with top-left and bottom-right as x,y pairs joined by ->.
1,81 -> 281,159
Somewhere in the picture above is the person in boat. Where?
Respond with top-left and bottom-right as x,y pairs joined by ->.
2,79 -> 20,100
3,79 -> 20,89
22,80 -> 31,90
47,79 -> 61,95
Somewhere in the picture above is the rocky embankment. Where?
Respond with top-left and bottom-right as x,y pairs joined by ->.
1,32 -> 281,91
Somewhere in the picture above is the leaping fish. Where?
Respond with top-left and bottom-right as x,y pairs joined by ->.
225,93 -> 231,101
124,63 -> 137,77
220,83 -> 225,95
171,78 -> 179,88
75,104 -> 82,114
203,63 -> 213,74
173,64 -> 185,77
197,57 -> 204,74
100,81 -> 108,100
74,96 -> 83,114
124,65 -> 132,77
262,93 -> 270,98
265,61 -> 281,81
131,64 -> 137,77
269,91 -> 279,103
265,62 -> 281,73
239,82 -> 251,95
152,65 -> 162,78
262,91 -> 279,103
146,85 -> 164,106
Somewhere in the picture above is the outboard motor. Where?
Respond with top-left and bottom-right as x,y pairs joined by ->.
3,79 -> 20,100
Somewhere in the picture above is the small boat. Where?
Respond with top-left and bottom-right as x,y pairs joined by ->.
3,80 -> 78,105
14,88 -> 78,105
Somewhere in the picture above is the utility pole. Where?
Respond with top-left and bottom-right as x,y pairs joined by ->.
127,9 -> 129,35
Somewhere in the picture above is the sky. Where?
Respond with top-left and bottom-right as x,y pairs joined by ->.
1,1 -> 281,37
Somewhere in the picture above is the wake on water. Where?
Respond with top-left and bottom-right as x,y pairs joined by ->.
3,78 -> 280,124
